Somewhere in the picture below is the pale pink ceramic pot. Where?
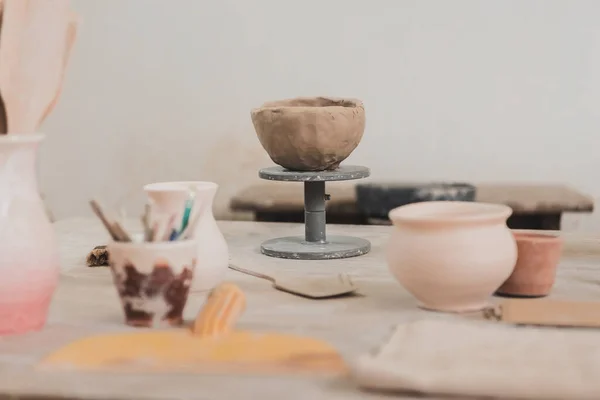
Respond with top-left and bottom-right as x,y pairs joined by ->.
0,134 -> 60,335
386,201 -> 517,312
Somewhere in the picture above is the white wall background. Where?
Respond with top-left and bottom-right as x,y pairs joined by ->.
39,0 -> 600,231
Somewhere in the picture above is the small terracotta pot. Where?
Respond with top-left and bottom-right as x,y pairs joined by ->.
496,231 -> 563,298
107,240 -> 197,327
251,96 -> 365,171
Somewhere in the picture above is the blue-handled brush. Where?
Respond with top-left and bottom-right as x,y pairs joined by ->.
173,190 -> 195,240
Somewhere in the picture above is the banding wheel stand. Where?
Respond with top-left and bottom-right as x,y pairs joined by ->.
258,165 -> 371,260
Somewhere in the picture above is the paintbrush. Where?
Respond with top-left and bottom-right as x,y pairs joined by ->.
177,207 -> 203,240
89,199 -> 120,241
179,190 -> 195,233
141,203 -> 152,241
112,221 -> 132,242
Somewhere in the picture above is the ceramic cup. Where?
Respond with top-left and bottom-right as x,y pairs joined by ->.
496,231 -> 563,298
143,181 -> 229,292
107,239 -> 197,327
386,201 -> 517,313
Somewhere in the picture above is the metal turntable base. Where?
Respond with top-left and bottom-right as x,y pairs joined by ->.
258,165 -> 371,260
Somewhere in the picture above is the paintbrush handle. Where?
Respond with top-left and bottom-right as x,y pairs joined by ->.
89,200 -> 119,241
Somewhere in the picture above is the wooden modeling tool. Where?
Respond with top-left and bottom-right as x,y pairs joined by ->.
0,2 -> 7,134
0,0 -> 71,133
484,298 -> 600,328
39,283 -> 347,375
89,200 -> 120,241
228,264 -> 359,299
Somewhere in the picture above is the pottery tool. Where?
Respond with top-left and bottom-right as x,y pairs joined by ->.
176,205 -> 205,241
39,283 -> 347,375
0,4 -> 6,134
111,221 -> 131,242
228,264 -> 358,299
483,298 -> 600,328
0,0 -> 72,133
257,166 -> 371,260
141,203 -> 152,241
0,91 -> 6,134
170,189 -> 195,241
37,11 -> 79,130
89,200 -> 120,241
89,199 -> 134,242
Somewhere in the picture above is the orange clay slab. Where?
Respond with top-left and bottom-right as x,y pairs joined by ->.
37,330 -> 347,375
38,283 -> 346,375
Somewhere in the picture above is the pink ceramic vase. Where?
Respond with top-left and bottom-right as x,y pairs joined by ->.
386,201 -> 517,312
0,134 -> 60,335
144,181 -> 229,292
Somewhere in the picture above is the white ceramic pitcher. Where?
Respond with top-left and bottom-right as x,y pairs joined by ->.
144,181 -> 229,292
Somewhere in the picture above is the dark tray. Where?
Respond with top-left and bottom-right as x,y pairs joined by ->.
355,182 -> 476,219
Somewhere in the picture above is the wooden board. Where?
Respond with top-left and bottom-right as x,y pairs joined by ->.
230,182 -> 594,215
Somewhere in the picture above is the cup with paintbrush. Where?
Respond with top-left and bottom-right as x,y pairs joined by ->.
89,199 -> 200,328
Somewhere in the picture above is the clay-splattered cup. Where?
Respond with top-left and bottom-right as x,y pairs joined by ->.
496,231 -> 563,298
107,239 -> 197,327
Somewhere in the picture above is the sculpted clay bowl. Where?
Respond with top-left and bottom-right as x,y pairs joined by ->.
251,97 -> 366,171
386,201 -> 517,313
496,231 -> 563,298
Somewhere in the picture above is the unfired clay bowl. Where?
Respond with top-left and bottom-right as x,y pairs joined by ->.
495,230 -> 563,298
386,201 -> 517,313
251,97 -> 366,171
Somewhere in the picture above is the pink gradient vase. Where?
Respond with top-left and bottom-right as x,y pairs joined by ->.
0,134 -> 60,335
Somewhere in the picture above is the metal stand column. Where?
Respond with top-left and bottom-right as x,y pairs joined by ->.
258,165 -> 371,260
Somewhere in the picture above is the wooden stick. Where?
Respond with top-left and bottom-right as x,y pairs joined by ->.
112,221 -> 131,242
89,199 -> 119,241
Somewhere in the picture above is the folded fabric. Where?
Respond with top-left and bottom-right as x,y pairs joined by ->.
352,318 -> 600,399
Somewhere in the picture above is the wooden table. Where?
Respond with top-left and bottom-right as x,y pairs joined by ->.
230,182 -> 595,230
0,219 -> 599,399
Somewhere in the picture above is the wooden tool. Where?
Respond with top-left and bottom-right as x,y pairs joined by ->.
0,0 -> 71,133
0,1 -> 7,134
39,283 -> 347,375
37,11 -> 79,130
228,264 -> 359,299
484,298 -> 600,328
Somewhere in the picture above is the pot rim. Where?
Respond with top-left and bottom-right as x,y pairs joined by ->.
107,238 -> 197,251
389,201 -> 513,226
511,230 -> 563,243
144,181 -> 218,193
0,133 -> 45,143
252,97 -> 363,113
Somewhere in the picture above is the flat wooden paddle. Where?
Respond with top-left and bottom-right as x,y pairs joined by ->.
228,264 -> 359,299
